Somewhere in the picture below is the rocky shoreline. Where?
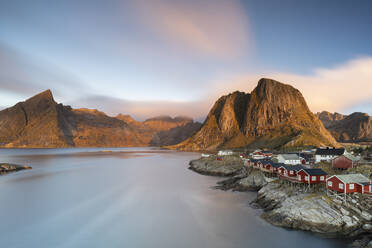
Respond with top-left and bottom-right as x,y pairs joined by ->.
189,157 -> 372,248
0,163 -> 32,175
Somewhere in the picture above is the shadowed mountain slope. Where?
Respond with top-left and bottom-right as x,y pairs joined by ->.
317,111 -> 372,143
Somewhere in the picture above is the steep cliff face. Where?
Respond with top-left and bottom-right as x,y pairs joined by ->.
317,111 -> 372,143
173,78 -> 338,151
0,91 -> 200,148
170,91 -> 250,150
0,90 -> 72,147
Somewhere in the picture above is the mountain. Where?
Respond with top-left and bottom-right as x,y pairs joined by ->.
143,116 -> 193,132
0,90 -> 201,148
149,121 -> 202,146
316,111 -> 346,128
172,78 -> 338,151
316,111 -> 372,143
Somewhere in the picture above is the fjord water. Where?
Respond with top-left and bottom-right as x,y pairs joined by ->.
0,148 -> 347,248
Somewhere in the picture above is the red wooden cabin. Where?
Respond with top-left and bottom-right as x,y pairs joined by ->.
326,174 -> 370,194
361,182 -> 372,195
278,165 -> 304,177
262,161 -> 273,171
332,154 -> 360,170
297,168 -> 327,184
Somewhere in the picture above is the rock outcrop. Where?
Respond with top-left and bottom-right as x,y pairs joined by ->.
173,78 -> 338,151
189,157 -> 270,191
0,90 -> 201,148
0,163 -> 32,174
188,156 -> 244,177
255,182 -> 372,237
317,111 -> 372,143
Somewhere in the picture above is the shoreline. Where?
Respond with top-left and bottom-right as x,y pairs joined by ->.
189,157 -> 372,248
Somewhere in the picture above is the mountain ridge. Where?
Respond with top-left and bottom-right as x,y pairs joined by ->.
0,90 -> 201,148
316,111 -> 372,143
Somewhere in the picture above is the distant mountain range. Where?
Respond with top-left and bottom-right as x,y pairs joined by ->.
3,79 -> 367,150
316,111 -> 372,143
0,90 -> 201,148
172,78 -> 338,151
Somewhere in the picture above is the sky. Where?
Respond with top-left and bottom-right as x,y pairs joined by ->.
1,0 -> 372,121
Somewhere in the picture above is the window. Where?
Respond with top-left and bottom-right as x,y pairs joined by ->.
339,183 -> 344,189
312,176 -> 316,181
349,184 -> 354,190
328,181 -> 333,187
320,176 -> 325,181
290,171 -> 293,175
298,175 -> 301,181
305,176 -> 309,181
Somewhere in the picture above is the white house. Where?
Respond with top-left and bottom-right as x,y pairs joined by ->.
315,147 -> 345,163
217,150 -> 233,156
251,150 -> 273,159
277,154 -> 301,165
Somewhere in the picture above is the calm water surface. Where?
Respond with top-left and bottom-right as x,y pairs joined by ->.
0,148 -> 349,248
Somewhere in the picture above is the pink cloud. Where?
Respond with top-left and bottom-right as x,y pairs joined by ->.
212,57 -> 372,114
133,0 -> 252,59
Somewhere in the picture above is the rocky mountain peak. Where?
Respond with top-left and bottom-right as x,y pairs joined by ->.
172,78 -> 338,151
27,89 -> 55,103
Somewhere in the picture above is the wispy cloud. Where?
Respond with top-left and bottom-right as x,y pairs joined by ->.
214,57 -> 372,115
0,42 -> 88,100
133,0 -> 251,59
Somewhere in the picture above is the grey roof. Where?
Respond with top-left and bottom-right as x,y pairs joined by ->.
301,168 -> 327,176
271,163 -> 284,168
279,154 -> 300,160
331,174 -> 370,184
279,164 -> 305,171
342,153 -> 360,162
262,151 -> 272,154
315,148 -> 345,156
299,153 -> 313,161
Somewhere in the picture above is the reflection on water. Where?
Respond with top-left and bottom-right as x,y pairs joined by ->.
0,148 -> 348,248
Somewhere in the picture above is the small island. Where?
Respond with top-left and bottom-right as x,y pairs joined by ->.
0,163 -> 32,175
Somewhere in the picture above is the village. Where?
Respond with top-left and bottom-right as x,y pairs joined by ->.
201,147 -> 372,202
189,147 -> 372,247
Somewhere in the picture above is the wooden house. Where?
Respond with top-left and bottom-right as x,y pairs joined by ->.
326,174 -> 371,194
299,153 -> 314,165
278,165 -> 304,177
360,182 -> 372,195
261,160 -> 277,172
297,168 -> 327,184
332,154 -> 360,169
277,154 -> 301,165
315,147 -> 344,163
270,163 -> 283,173
217,150 -> 233,156
252,150 -> 273,159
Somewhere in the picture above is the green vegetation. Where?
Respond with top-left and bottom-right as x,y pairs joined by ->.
349,164 -> 372,180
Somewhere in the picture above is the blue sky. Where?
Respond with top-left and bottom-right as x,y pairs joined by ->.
1,0 -> 372,120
